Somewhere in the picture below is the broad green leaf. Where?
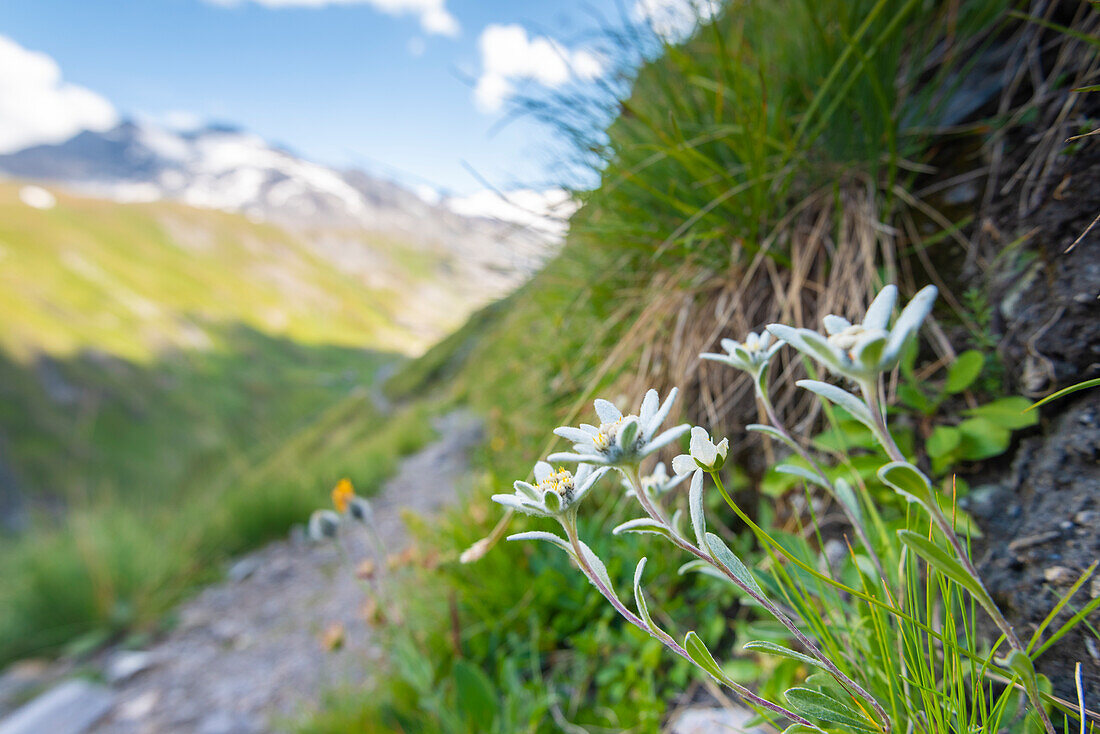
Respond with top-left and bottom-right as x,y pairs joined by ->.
743,640 -> 825,669
684,631 -> 725,680
957,417 -> 1011,460
899,383 -> 936,415
964,397 -> 1040,430
796,380 -> 876,432
784,687 -> 877,731
898,530 -> 994,610
452,659 -> 497,725
926,425 -> 961,459
945,350 -> 984,393
878,461 -> 936,508
612,518 -> 673,538
705,531 -> 764,597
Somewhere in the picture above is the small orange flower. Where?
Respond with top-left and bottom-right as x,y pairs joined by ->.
332,478 -> 355,513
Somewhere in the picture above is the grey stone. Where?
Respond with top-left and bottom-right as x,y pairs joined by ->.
104,651 -> 155,685
227,558 -> 261,583
0,679 -> 113,734
196,712 -> 261,734
668,706 -> 768,734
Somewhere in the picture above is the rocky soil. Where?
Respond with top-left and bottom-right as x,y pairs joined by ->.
0,410 -> 483,734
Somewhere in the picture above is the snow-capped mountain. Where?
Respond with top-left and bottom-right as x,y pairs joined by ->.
0,120 -> 565,294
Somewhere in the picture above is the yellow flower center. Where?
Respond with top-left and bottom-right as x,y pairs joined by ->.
537,468 -> 576,502
332,478 -> 355,513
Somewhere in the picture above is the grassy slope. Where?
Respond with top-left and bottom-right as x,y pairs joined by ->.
0,183 -> 451,661
300,2 -> 1044,732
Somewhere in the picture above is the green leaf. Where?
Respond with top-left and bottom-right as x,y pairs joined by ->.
705,532 -> 764,597
796,380 -> 876,432
743,640 -> 825,669
945,350 -> 984,393
964,397 -> 1040,430
775,463 -> 828,488
506,531 -> 572,553
784,687 -> 877,731
747,423 -> 800,452
897,530 -> 994,610
832,477 -> 863,527
926,425 -> 961,459
689,470 -> 706,550
633,558 -> 659,633
878,461 -> 936,508
898,383 -> 936,415
576,539 -> 615,598
957,417 -> 1011,460
612,518 -> 673,538
1025,378 -> 1100,411
684,631 -> 726,681
452,659 -> 497,725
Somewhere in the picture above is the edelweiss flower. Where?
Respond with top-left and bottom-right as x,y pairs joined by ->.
622,461 -> 688,498
766,285 -> 937,381
548,388 -> 690,467
492,461 -> 609,518
308,509 -> 341,541
700,331 -> 782,375
672,426 -> 729,474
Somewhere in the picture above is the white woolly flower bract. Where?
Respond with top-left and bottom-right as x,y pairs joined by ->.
492,461 -> 608,518
766,285 -> 937,381
700,331 -> 782,375
672,426 -> 729,474
548,388 -> 689,468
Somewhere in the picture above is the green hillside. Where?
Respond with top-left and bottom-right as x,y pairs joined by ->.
0,182 -> 454,660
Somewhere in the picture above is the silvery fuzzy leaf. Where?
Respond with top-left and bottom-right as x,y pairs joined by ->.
555,427 -> 594,445
594,398 -> 623,424
832,477 -> 863,527
720,338 -> 739,353
744,640 -> 825,669
705,531 -> 764,597
670,508 -> 685,538
576,539 -> 616,599
542,489 -> 562,513
684,631 -> 726,682
797,330 -> 848,371
746,424 -> 800,453
491,493 -> 547,517
643,424 -> 690,454
514,480 -> 539,500
632,558 -> 660,634
534,461 -> 553,483
775,463 -> 828,488
822,314 -> 852,335
851,330 -> 888,371
784,687 -> 877,732
796,380 -> 876,432
547,451 -> 605,465
612,517 -> 673,538
883,285 -> 937,366
764,341 -> 783,360
649,387 -> 678,437
579,423 -> 600,435
688,469 -> 706,550
617,416 -> 640,451
572,466 -> 607,504
639,389 -> 659,427
876,461 -> 935,508
862,284 -> 897,331
700,352 -> 741,370
677,559 -> 729,581
733,345 -> 754,366
507,531 -> 572,553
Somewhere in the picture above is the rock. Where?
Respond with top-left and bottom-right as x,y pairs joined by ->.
196,712 -> 261,734
1042,566 -> 1075,585
104,651 -> 155,685
0,679 -> 113,734
227,558 -> 261,583
0,660 -> 51,716
668,706 -> 768,734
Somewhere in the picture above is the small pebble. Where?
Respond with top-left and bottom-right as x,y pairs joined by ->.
1043,566 -> 1075,585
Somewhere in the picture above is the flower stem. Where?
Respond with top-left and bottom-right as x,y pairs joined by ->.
857,379 -> 1053,734
558,514 -> 815,729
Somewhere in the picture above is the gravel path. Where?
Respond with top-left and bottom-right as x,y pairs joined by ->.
87,410 -> 483,734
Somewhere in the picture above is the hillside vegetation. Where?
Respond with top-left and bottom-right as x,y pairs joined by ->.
302,1 -> 1099,731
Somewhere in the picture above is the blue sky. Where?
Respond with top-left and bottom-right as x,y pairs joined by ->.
0,0 -> 693,196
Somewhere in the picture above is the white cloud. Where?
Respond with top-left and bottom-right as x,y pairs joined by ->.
474,24 -> 605,113
206,0 -> 459,37
0,36 -> 118,154
446,188 -> 577,239
631,0 -> 720,42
